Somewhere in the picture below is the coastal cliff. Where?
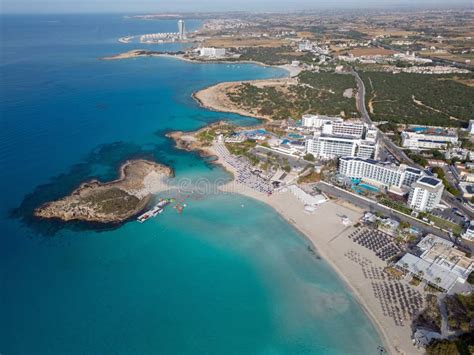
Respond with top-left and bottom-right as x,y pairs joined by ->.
34,159 -> 173,224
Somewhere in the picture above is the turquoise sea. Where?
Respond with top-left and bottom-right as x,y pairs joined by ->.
0,14 -> 383,354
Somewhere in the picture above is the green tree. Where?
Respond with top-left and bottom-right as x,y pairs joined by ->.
304,153 -> 315,162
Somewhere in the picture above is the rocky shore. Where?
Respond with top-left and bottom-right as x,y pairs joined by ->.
34,160 -> 173,224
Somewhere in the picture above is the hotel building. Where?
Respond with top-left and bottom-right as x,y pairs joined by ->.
306,135 -> 377,160
321,121 -> 365,138
301,114 -> 342,129
338,157 -> 424,189
199,47 -> 226,58
401,127 -> 458,150
305,120 -> 378,160
407,176 -> 444,212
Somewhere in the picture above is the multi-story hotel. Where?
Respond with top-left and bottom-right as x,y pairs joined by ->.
306,135 -> 377,160
338,157 -> 424,189
199,47 -> 226,58
407,176 -> 444,212
321,121 -> 365,138
401,127 -> 458,150
303,116 -> 379,160
301,114 -> 342,129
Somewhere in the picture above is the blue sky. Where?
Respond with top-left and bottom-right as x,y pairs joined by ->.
1,0 -> 471,14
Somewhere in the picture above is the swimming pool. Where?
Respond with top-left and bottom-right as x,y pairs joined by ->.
411,126 -> 443,134
358,183 -> 380,192
351,182 -> 379,194
246,129 -> 267,135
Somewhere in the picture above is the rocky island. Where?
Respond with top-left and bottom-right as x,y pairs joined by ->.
34,159 -> 173,224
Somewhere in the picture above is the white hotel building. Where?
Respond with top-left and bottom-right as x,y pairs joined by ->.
301,114 -> 342,129
198,47 -> 226,58
401,128 -> 458,150
407,176 -> 444,212
305,120 -> 378,160
338,157 -> 424,189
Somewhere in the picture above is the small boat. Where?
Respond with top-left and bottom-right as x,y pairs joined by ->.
137,203 -> 164,223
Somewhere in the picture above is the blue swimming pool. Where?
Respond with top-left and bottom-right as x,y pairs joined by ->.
246,129 -> 267,135
358,183 -> 380,192
412,126 -> 443,134
351,182 -> 379,194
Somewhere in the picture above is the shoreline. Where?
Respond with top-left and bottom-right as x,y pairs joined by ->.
100,50 -> 299,77
168,132 -> 418,354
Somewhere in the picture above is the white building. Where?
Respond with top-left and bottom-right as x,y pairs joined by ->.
321,121 -> 365,138
199,47 -> 226,58
365,126 -> 378,143
338,157 -> 424,189
298,40 -> 313,52
468,120 -> 474,135
401,127 -> 458,150
306,135 -> 377,160
177,19 -> 186,40
408,176 -> 444,212
287,184 -> 327,206
395,234 -> 473,292
301,114 -> 342,129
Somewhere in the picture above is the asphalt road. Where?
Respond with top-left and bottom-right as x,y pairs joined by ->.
351,69 -> 474,219
352,69 -> 412,164
316,182 -> 453,239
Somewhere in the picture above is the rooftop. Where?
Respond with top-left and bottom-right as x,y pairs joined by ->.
405,126 -> 457,137
395,233 -> 474,291
418,176 -> 442,187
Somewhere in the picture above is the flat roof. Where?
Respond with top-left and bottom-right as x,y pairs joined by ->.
406,167 -> 422,174
396,253 -> 459,291
418,176 -> 442,187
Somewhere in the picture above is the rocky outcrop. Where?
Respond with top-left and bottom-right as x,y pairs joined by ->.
34,160 -> 173,224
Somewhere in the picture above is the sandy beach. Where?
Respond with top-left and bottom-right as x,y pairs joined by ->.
198,143 -> 423,355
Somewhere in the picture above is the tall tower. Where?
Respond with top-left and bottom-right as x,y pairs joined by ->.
177,19 -> 186,40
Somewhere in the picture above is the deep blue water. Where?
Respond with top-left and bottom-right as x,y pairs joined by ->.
0,14 -> 383,354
